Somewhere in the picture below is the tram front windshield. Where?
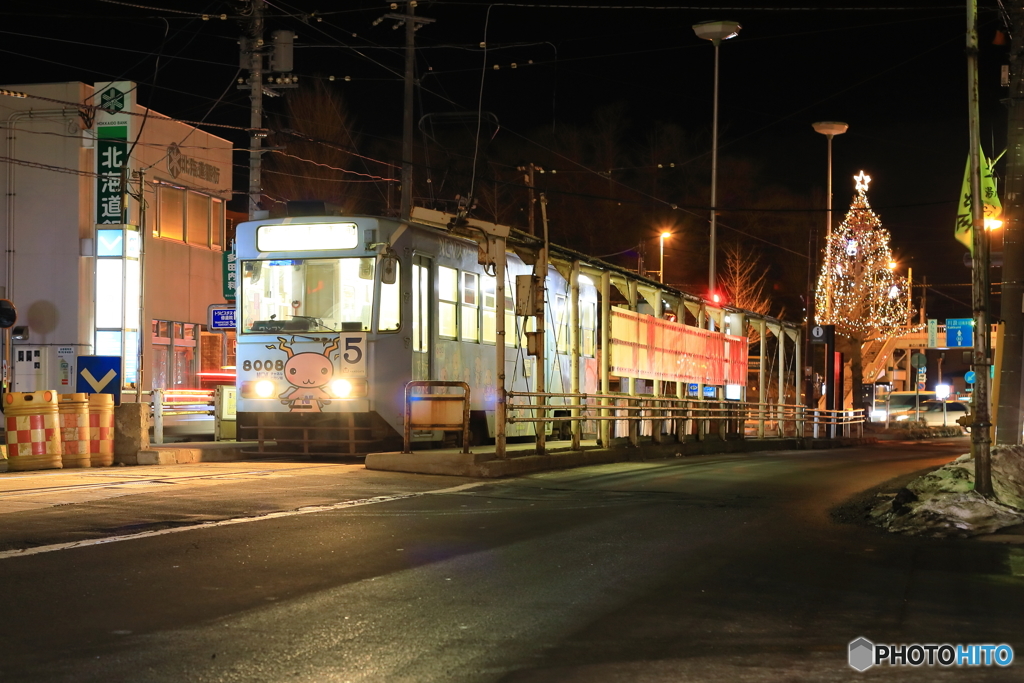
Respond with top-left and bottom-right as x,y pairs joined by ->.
241,257 -> 382,333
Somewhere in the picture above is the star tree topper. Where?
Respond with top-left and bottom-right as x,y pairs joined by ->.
854,170 -> 871,194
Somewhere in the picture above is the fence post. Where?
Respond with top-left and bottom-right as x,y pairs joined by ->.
628,396 -> 639,447
152,388 -> 164,445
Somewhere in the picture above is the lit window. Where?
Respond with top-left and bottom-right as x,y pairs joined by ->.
438,266 -> 458,339
481,274 -> 496,344
461,272 -> 479,342
378,261 -> 401,332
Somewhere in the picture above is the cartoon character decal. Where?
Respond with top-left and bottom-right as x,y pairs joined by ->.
268,336 -> 341,412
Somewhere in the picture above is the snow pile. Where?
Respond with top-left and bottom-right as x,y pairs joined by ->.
871,446 -> 1024,537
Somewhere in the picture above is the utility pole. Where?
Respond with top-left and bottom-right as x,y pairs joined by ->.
518,164 -> 537,235
997,0 -> 1024,445
967,0 -> 994,496
385,2 -> 433,222
238,2 -> 295,220
241,0 -> 265,220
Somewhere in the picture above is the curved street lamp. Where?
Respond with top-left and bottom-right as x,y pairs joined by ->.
693,20 -> 741,305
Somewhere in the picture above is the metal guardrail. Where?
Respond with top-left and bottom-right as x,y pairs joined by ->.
404,381 -> 471,454
146,389 -> 215,444
504,391 -> 863,452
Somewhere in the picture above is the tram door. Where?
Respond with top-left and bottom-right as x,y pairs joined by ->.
411,255 -> 432,382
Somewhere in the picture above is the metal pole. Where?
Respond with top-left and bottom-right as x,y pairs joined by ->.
495,235 -> 507,457
536,194 -> 550,455
246,0 -> 264,220
400,1 -> 416,222
709,41 -> 720,298
659,236 -> 665,283
968,0 -> 993,496
570,260 -> 581,450
824,134 -> 833,318
600,271 -> 611,447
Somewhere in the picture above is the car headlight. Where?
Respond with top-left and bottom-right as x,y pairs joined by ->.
870,410 -> 885,420
331,379 -> 352,398
895,415 -> 909,421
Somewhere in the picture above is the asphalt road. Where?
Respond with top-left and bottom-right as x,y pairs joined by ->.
0,438 -> 1020,682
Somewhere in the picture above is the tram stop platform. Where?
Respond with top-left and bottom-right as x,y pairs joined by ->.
0,436 -> 871,476
364,435 -> 872,478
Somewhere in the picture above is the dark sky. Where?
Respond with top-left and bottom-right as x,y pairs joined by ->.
0,0 -> 1010,319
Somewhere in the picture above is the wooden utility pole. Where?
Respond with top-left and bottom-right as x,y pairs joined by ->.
967,0 -> 993,495
997,0 -> 1024,445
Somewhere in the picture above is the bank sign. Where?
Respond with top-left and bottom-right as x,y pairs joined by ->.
94,81 -> 132,225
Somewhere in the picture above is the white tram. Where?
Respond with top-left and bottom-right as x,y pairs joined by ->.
234,209 -> 598,452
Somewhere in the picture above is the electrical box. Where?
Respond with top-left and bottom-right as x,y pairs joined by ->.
515,274 -> 544,316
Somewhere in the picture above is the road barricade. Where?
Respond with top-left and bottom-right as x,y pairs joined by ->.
88,394 -> 115,467
5,391 -> 62,471
57,393 -> 91,468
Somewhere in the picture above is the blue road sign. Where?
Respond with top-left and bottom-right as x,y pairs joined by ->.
703,386 -> 717,398
687,383 -> 699,396
945,318 -> 973,348
210,306 -> 236,330
964,370 -> 977,384
77,355 -> 121,405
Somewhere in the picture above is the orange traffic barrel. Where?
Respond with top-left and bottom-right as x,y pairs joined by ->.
57,393 -> 91,468
88,393 -> 115,467
4,391 -> 62,471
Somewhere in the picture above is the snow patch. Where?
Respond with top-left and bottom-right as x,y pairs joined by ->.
871,446 -> 1024,537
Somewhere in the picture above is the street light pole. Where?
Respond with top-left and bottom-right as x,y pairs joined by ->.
812,121 -> 849,320
659,232 -> 670,283
693,20 -> 741,302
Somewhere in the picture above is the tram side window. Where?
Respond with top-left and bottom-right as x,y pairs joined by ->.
379,261 -> 401,332
554,295 -> 568,353
481,274 -> 496,344
582,300 -> 597,357
413,260 -> 429,352
505,286 -> 515,347
438,266 -> 458,339
461,271 -> 479,342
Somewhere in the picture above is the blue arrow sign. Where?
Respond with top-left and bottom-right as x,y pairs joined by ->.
945,318 -> 973,348
77,355 -> 121,405
964,370 -> 976,384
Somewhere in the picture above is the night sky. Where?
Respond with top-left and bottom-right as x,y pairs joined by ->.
0,1 -> 1009,320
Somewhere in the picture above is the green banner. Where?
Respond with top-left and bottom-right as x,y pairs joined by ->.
955,147 -> 1002,253
223,248 -> 237,301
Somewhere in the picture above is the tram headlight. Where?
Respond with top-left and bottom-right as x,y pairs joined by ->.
331,379 -> 353,398
255,380 -> 276,398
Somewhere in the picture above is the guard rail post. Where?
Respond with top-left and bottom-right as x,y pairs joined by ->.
153,388 -> 164,445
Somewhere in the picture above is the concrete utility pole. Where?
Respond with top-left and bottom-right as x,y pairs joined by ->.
242,0 -> 265,220
386,2 -> 434,222
967,0 -> 994,495
997,0 -> 1024,446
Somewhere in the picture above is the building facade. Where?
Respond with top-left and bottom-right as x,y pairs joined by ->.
0,81 -> 233,398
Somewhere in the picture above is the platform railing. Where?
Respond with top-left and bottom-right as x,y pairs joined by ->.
503,391 -> 863,454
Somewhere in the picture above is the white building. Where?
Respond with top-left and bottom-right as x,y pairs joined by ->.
0,81 -> 233,397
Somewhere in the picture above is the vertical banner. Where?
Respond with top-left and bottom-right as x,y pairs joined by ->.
93,82 -> 139,387
94,82 -> 132,225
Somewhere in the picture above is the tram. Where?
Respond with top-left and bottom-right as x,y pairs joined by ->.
234,209 -> 598,452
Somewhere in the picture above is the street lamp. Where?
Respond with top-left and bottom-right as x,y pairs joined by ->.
812,121 -> 848,320
693,20 -> 740,302
659,231 -> 671,283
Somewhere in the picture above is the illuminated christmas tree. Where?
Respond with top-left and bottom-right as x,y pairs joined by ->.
815,171 -> 912,409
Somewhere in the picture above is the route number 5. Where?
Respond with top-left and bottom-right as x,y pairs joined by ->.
343,337 -> 363,364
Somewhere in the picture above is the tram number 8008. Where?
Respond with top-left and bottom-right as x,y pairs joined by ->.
242,359 -> 285,372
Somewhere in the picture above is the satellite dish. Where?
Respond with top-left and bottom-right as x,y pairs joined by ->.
0,299 -> 17,329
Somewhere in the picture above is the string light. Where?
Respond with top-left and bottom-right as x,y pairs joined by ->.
815,172 -> 914,340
